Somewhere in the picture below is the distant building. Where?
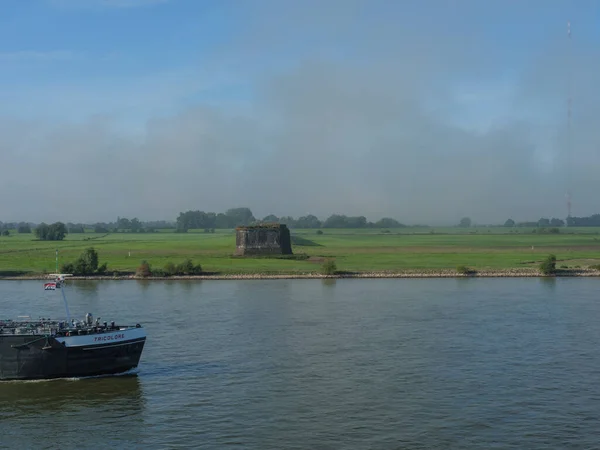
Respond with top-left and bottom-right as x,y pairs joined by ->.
235,223 -> 293,256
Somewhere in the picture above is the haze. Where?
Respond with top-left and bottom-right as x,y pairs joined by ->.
1,0 -> 598,225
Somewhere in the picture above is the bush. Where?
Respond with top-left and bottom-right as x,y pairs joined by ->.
61,262 -> 75,273
162,259 -> 202,276
136,261 -> 152,278
456,265 -> 470,275
60,247 -> 107,276
97,262 -> 108,275
17,224 -> 31,233
539,254 -> 557,275
316,230 -> 323,235
176,258 -> 201,275
164,262 -> 177,276
589,264 -> 600,270
321,259 -> 337,275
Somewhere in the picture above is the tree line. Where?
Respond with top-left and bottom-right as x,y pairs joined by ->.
174,208 -> 407,232
502,217 -> 566,228
5,209 -> 600,242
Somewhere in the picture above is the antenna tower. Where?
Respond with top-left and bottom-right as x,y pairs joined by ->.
566,20 -> 573,222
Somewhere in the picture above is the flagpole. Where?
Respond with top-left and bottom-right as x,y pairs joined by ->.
55,249 -> 58,273
61,282 -> 71,323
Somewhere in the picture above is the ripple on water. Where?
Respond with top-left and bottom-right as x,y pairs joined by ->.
1,278 -> 600,448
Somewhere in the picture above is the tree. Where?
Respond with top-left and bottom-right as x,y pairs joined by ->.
17,223 -> 31,233
48,222 -> 67,241
375,218 -> 405,228
538,218 -> 550,227
278,216 -> 297,227
295,214 -> 322,228
215,213 -> 231,228
116,217 -> 131,230
225,207 -> 255,226
539,254 -> 557,275
504,219 -> 515,227
130,218 -> 143,232
35,222 -> 66,241
62,247 -> 107,276
321,259 -> 337,275
459,217 -> 471,228
68,223 -> 85,233
35,223 -> 49,240
136,260 -> 152,278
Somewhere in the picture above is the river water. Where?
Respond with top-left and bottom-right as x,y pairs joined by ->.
0,277 -> 599,449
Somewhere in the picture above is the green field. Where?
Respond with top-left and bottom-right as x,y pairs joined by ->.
1,227 -> 600,276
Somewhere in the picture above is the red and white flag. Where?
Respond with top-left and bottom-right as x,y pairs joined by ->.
44,282 -> 56,290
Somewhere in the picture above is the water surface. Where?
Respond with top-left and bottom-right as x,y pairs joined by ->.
0,277 -> 599,449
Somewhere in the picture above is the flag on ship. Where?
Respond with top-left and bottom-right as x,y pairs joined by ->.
44,282 -> 56,290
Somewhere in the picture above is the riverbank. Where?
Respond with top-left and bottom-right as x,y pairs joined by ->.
2,268 -> 600,280
2,228 -> 600,277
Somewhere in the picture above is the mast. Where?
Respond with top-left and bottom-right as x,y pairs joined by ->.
49,273 -> 73,323
566,20 -> 573,224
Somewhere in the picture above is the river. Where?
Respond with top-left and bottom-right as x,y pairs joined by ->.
0,277 -> 599,449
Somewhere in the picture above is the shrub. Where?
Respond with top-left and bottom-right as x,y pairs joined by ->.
176,258 -> 202,275
539,254 -> 557,275
589,264 -> 600,270
61,262 -> 75,273
162,259 -> 202,276
97,262 -> 108,275
456,265 -> 470,275
136,260 -> 152,278
164,262 -> 177,276
60,247 -> 107,276
322,259 -> 337,275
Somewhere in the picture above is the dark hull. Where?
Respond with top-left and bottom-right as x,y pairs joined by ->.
0,335 -> 146,381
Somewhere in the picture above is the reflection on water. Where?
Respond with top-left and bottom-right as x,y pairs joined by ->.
539,276 -> 557,291
0,374 -> 146,447
1,278 -> 600,448
321,278 -> 337,287
0,374 -> 144,415
70,280 -> 100,294
136,279 -> 152,292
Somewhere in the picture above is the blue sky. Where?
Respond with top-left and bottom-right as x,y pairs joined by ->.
0,0 -> 595,125
1,0 -> 600,223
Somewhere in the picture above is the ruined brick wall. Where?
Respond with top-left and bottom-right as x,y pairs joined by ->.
235,224 -> 292,256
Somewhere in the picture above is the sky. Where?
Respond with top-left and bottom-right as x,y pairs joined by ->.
1,0 -> 599,225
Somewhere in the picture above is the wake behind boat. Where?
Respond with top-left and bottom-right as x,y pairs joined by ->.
0,274 -> 146,381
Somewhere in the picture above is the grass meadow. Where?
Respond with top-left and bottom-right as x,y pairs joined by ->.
1,226 -> 600,276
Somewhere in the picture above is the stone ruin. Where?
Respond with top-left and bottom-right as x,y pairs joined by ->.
235,223 -> 293,256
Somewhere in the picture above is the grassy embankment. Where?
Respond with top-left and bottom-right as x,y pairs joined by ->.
1,227 -> 600,279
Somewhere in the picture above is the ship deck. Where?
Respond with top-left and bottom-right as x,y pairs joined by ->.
0,318 -> 142,337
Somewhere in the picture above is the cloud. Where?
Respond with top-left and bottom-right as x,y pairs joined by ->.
3,0 -> 599,224
0,68 -> 242,124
